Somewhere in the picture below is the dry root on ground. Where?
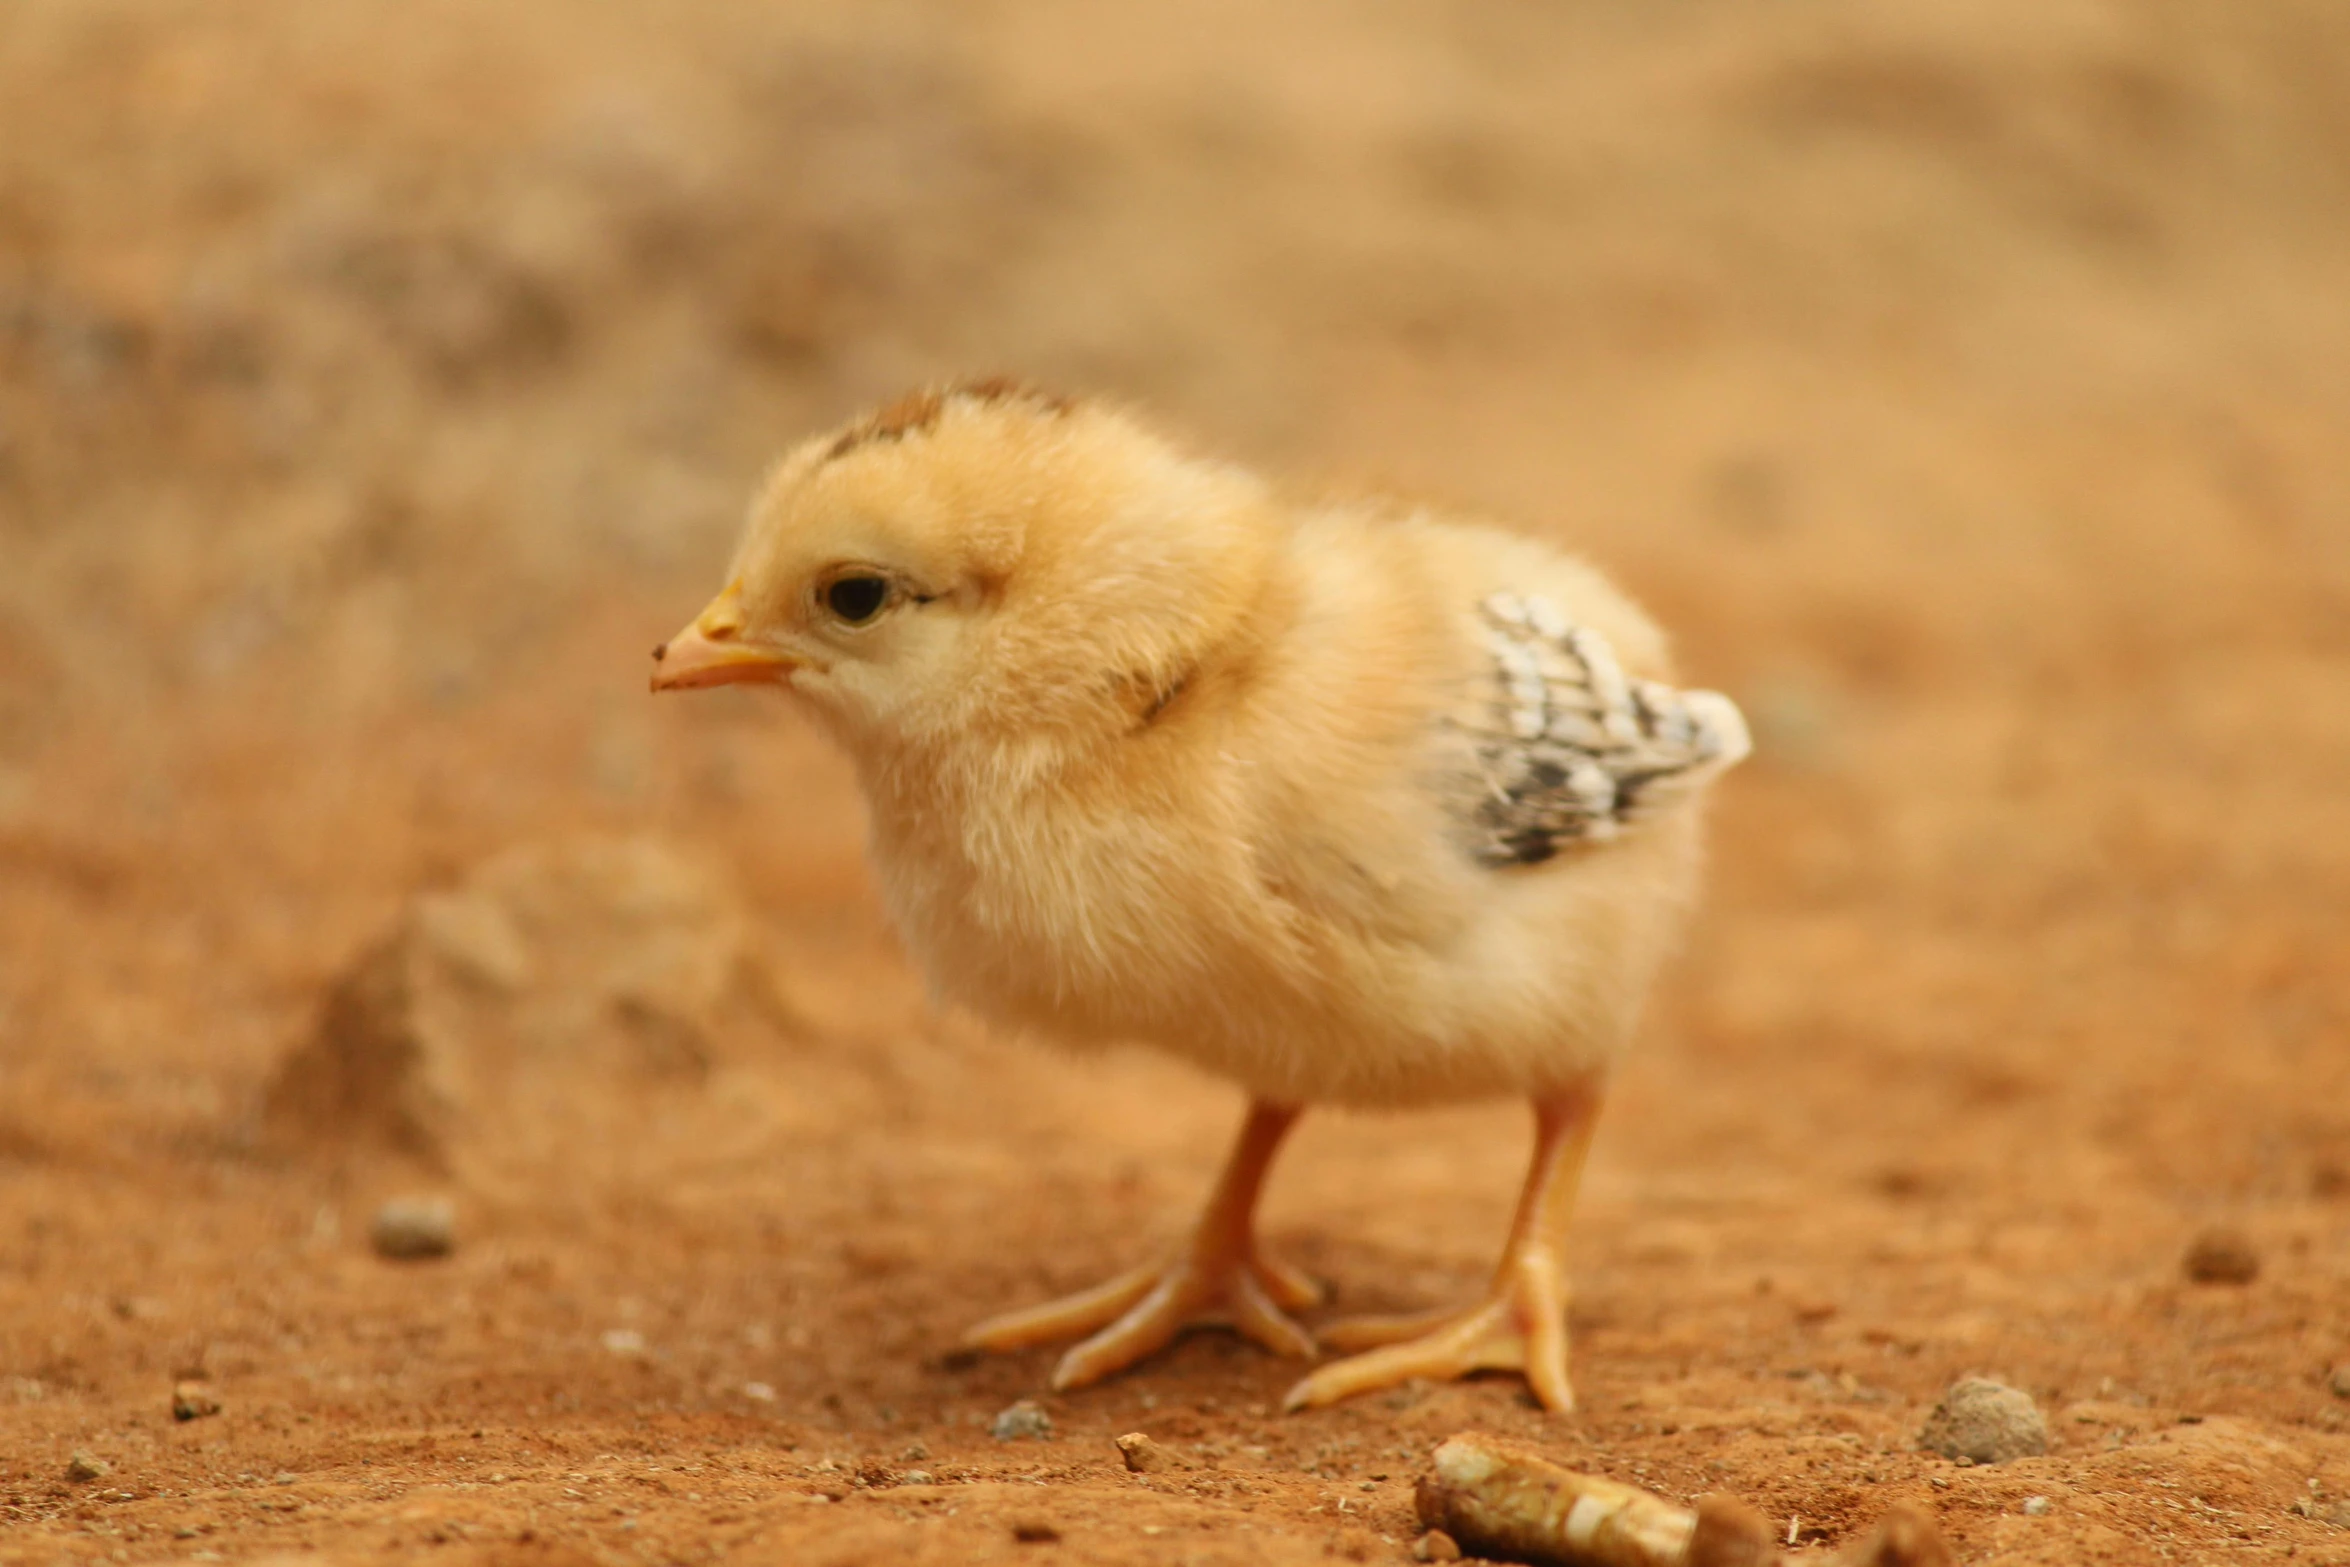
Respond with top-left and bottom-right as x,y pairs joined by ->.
1416,1433 -> 1955,1567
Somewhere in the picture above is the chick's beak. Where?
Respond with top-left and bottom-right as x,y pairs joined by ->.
649,590 -> 799,693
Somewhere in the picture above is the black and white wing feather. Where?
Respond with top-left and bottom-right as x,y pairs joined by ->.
1458,592 -> 1750,868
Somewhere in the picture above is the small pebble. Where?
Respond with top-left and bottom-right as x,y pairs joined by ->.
1010,1518 -> 1060,1543
172,1381 -> 223,1421
2183,1227 -> 2260,1285
1917,1377 -> 2048,1464
370,1197 -> 456,1261
1411,1528 -> 1463,1562
64,1452 -> 109,1483
2022,1496 -> 2052,1516
901,1470 -> 934,1486
991,1399 -> 1053,1441
1114,1431 -> 1181,1474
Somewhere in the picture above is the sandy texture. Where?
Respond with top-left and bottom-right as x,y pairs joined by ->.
3,2 -> 2348,1564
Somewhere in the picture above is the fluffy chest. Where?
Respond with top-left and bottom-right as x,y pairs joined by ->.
855,741 -> 1285,1031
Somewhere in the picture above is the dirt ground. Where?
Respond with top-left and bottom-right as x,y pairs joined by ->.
4,2 -> 2349,1563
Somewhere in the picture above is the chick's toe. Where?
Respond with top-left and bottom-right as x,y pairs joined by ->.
964,1101 -> 1321,1389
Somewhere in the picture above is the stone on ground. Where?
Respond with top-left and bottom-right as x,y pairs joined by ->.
370,1196 -> 457,1259
2182,1226 -> 2260,1285
991,1399 -> 1053,1441
1917,1377 -> 2048,1464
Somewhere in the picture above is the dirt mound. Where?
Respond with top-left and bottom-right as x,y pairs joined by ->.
264,836 -> 791,1176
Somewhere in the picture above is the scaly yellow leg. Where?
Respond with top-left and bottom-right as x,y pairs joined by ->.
1285,1085 -> 1602,1414
965,1100 -> 1321,1390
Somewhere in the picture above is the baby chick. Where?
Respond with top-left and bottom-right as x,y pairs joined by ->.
651,381 -> 1747,1413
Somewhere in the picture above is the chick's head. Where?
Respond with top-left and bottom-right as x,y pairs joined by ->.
653,382 -> 1272,760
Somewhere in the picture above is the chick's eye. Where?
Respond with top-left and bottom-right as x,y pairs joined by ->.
823,574 -> 890,625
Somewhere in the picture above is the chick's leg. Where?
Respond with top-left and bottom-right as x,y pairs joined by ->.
965,1100 -> 1321,1391
1284,1084 -> 1601,1415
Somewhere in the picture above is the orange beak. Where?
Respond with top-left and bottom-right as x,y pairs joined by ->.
649,587 -> 799,693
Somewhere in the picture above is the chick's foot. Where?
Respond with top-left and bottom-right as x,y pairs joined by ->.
1283,1246 -> 1573,1412
1284,1086 -> 1601,1415
969,1240 -> 1321,1391
963,1100 -> 1320,1390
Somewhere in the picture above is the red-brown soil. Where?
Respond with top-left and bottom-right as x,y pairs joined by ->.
3,3 -> 2347,1564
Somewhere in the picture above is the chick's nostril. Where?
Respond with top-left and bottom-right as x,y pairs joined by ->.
651,643 -> 667,661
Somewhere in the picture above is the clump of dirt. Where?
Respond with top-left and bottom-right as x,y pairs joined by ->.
1916,1380 -> 2048,1467
264,836 -> 791,1179
2182,1227 -> 2263,1287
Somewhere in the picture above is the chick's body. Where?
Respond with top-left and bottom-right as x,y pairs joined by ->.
863,501 -> 1699,1110
653,383 -> 1746,1413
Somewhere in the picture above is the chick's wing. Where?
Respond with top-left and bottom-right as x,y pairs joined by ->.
1456,593 -> 1749,868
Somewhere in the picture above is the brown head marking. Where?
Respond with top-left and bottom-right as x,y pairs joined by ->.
824,378 -> 1071,462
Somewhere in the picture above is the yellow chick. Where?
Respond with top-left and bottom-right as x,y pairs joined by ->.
651,380 -> 1748,1413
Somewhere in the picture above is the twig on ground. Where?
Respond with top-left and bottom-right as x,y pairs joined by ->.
1415,1433 -> 1954,1567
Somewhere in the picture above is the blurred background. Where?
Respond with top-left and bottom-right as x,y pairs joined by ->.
3,1 -> 2347,1559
